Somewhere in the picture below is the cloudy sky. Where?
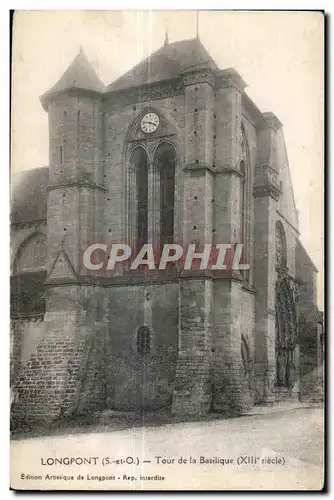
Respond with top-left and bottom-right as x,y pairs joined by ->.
11,10 -> 324,307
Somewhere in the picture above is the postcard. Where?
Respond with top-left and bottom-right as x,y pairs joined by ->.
10,10 -> 324,491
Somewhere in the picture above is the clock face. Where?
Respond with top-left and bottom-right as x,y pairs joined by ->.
141,112 -> 160,134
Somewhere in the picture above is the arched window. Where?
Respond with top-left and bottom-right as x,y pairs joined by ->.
276,221 -> 287,269
137,325 -> 151,355
14,232 -> 47,273
275,278 -> 297,388
11,233 -> 47,317
154,142 -> 176,247
240,125 -> 251,281
130,147 -> 149,249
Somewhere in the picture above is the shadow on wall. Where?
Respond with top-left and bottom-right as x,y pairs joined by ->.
299,363 -> 324,403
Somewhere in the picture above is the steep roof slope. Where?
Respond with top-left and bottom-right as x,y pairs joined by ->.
41,49 -> 105,109
107,37 -> 219,92
11,167 -> 49,224
276,128 -> 299,231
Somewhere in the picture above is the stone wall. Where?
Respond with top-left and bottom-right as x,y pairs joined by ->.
11,284 -> 107,424
296,240 -> 320,394
105,282 -> 179,412
172,278 -> 213,415
10,317 -> 45,384
11,322 -> 107,424
211,280 -> 254,414
253,120 -> 280,404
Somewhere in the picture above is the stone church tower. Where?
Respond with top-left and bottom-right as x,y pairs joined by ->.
11,38 -> 322,424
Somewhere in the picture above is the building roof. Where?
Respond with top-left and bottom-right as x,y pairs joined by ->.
11,167 -> 49,224
296,238 -> 318,273
107,37 -> 219,92
41,49 -> 105,109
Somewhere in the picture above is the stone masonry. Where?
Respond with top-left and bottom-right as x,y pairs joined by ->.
10,38 -> 322,424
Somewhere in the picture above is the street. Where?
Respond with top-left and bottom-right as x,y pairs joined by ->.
11,404 -> 324,491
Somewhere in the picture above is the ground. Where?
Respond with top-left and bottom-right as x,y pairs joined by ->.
11,403 -> 324,491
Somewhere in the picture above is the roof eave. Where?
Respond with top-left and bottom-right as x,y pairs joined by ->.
242,92 -> 265,127
40,86 -> 105,111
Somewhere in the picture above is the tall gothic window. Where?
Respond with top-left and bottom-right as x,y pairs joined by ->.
275,279 -> 297,388
154,142 -> 176,247
276,221 -> 287,269
240,125 -> 251,280
130,147 -> 149,249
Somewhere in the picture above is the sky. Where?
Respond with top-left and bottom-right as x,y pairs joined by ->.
11,10 -> 324,308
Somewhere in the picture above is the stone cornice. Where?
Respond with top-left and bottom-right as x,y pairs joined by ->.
261,112 -> 283,131
105,68 -> 217,108
41,87 -> 104,111
253,184 -> 280,201
41,271 -> 255,287
182,69 -> 216,88
216,68 -> 247,93
105,77 -> 184,108
104,67 -> 252,109
184,163 -> 216,174
44,277 -> 80,287
214,165 -> 244,177
11,313 -> 44,321
11,218 -> 47,229
253,163 -> 281,201
47,180 -> 106,192
184,163 -> 245,177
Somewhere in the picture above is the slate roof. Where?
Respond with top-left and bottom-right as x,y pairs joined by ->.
41,49 -> 105,109
40,38 -> 223,103
107,37 -> 219,92
296,239 -> 318,273
11,167 -> 49,224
